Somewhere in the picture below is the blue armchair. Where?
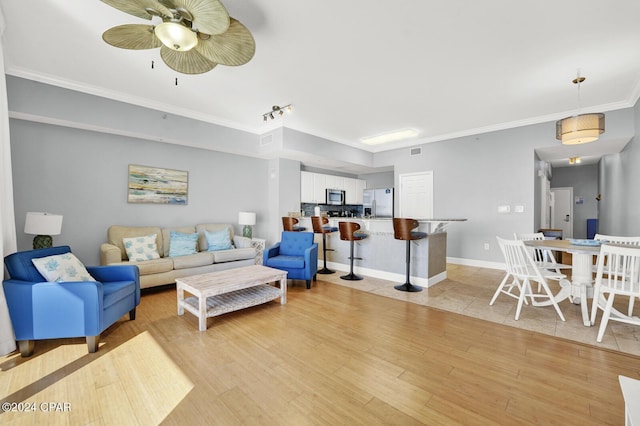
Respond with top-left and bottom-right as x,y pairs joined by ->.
3,246 -> 140,357
264,231 -> 318,289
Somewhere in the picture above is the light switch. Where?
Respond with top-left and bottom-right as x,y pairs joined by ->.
514,205 -> 524,213
498,205 -> 511,213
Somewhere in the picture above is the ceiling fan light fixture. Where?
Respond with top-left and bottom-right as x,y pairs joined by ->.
556,113 -> 605,145
154,21 -> 197,51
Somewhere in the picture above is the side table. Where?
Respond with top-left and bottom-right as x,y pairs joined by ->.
251,238 -> 266,264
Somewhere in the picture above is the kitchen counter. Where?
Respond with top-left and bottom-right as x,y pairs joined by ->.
296,217 -> 467,287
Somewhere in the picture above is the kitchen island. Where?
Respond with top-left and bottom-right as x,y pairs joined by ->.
296,217 -> 466,287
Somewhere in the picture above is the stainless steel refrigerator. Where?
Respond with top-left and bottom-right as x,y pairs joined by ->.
363,187 -> 394,218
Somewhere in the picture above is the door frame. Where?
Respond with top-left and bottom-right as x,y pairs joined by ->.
550,186 -> 574,238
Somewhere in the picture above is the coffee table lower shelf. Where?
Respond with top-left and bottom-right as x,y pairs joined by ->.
181,284 -> 283,320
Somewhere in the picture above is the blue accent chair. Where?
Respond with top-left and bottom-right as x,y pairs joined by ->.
3,246 -> 140,357
264,231 -> 318,289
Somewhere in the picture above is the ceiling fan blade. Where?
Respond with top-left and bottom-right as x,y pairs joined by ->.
171,0 -> 230,35
100,0 -> 172,20
160,46 -> 217,74
103,24 -> 161,50
195,18 -> 255,66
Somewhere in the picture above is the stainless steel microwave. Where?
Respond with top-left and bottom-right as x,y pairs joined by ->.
326,188 -> 345,205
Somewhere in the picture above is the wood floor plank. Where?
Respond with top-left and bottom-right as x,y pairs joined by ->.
2,265 -> 639,425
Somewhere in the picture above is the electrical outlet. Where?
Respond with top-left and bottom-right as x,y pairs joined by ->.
484,243 -> 490,250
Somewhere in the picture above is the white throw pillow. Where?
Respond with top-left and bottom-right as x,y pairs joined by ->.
123,234 -> 160,261
32,253 -> 96,282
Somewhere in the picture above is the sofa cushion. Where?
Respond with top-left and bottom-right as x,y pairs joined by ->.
205,228 -> 233,251
266,255 -> 305,269
108,226 -> 163,259
172,252 -> 214,270
123,234 -> 160,261
130,257 -> 174,275
161,226 -> 196,257
31,253 -> 96,282
211,247 -> 256,263
196,224 -> 235,252
233,235 -> 253,248
168,231 -> 199,257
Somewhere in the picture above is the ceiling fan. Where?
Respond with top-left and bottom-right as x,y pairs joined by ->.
100,0 -> 255,74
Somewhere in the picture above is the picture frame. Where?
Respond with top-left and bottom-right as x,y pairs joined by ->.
127,164 -> 188,205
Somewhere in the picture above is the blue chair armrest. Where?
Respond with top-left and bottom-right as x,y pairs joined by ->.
87,265 -> 140,305
264,242 -> 281,263
86,265 -> 139,282
3,279 -> 103,338
305,243 -> 319,276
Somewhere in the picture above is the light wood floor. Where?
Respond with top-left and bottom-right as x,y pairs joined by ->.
1,265 -> 639,425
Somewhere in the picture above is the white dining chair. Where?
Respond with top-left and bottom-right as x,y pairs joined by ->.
514,232 -> 572,274
590,244 -> 640,343
514,232 -> 572,294
491,237 -> 567,321
594,234 -> 640,316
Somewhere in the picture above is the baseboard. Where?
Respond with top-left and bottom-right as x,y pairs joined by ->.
447,257 -> 505,270
323,261 -> 447,287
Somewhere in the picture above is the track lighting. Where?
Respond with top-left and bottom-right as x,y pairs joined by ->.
262,104 -> 292,122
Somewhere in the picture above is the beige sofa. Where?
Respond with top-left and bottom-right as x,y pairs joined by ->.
100,223 -> 257,289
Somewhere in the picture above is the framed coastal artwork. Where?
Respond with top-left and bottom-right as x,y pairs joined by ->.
127,164 -> 188,205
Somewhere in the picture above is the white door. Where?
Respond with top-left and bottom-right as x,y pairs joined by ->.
551,187 -> 573,238
399,171 -> 433,219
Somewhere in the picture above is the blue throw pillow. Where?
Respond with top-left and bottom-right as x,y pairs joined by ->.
205,228 -> 232,251
168,231 -> 198,257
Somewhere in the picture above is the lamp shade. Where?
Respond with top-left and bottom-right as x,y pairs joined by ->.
556,113 -> 605,145
24,212 -> 63,235
238,212 -> 256,226
154,21 -> 198,51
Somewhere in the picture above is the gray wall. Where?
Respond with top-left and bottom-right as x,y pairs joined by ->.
598,98 -> 640,236
7,75 -> 639,268
358,171 -> 394,188
9,119 -> 270,266
374,127 -> 544,264
550,164 -> 598,239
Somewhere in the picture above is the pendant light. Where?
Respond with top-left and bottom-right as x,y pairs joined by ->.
555,75 -> 605,145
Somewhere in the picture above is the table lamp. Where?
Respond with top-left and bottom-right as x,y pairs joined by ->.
238,212 -> 256,239
24,212 -> 63,249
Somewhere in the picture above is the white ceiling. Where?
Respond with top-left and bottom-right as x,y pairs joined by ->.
2,0 -> 640,172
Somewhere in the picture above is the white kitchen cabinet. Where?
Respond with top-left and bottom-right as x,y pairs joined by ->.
313,173 -> 326,203
301,171 -> 327,203
344,178 -> 357,204
325,175 -> 344,190
301,172 -> 365,204
300,171 -> 315,203
355,179 -> 366,204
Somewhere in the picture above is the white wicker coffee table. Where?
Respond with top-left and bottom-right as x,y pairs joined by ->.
176,265 -> 287,331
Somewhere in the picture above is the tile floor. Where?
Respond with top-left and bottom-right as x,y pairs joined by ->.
319,263 -> 640,357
